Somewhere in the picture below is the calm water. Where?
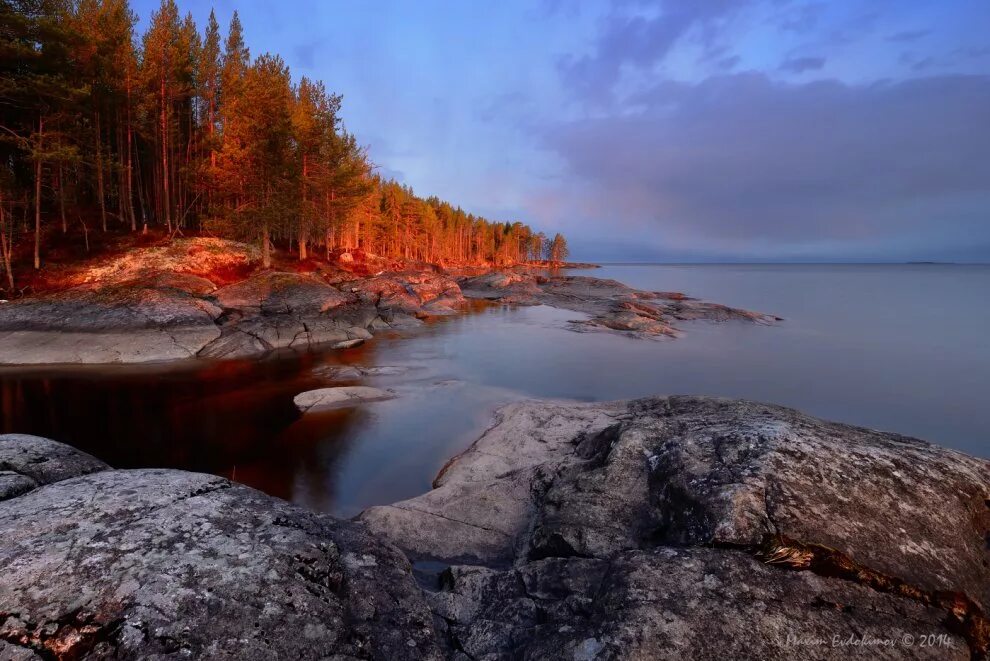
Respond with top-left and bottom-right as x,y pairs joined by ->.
2,264 -> 988,516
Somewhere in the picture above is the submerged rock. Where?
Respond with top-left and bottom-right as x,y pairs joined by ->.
0,467 -> 440,660
294,386 -> 396,412
313,364 -> 413,380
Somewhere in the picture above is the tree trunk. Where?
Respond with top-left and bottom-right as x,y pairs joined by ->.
299,154 -> 307,260
95,111 -> 107,232
262,217 -> 271,268
126,79 -> 136,231
161,73 -> 171,233
77,209 -> 89,253
58,165 -> 67,233
33,114 -> 43,270
0,190 -> 14,291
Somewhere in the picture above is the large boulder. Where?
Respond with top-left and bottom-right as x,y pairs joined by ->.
363,396 -> 990,658
345,272 -> 464,316
0,468 -> 440,660
213,271 -> 353,315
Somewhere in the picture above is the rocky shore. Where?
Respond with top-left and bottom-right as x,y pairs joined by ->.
0,238 -> 775,364
2,397 -> 987,659
457,270 -> 779,337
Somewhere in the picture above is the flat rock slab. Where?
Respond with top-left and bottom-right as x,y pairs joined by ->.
294,386 -> 396,412
0,469 -> 440,660
0,284 -> 223,364
0,328 -> 222,364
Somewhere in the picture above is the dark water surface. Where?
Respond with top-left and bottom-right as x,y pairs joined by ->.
2,264 -> 988,516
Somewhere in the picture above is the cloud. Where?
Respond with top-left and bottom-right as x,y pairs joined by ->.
778,55 -> 826,73
558,0 -> 747,103
887,29 -> 931,43
771,1 -> 826,34
716,54 -> 741,70
537,74 -> 990,259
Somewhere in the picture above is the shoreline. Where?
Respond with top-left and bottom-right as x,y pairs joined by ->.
1,396 -> 987,658
0,238 -> 778,366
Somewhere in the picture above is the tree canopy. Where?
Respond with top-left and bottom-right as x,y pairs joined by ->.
0,0 -> 567,286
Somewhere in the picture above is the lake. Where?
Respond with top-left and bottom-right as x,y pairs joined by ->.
2,264 -> 987,517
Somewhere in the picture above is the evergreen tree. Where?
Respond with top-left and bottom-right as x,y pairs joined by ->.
0,1 -> 568,291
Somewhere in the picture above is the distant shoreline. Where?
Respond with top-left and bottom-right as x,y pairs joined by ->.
582,261 -> 983,266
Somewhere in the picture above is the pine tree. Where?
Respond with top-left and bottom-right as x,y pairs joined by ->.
141,0 -> 181,232
0,1 -> 567,289
199,10 -> 221,198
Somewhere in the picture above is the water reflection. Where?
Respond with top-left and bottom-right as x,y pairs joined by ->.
0,305 -> 527,516
2,264 -> 988,517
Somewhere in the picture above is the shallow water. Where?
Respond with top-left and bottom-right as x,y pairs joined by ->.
1,264 -> 987,516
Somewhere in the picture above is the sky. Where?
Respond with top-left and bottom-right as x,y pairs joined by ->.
134,0 -> 990,262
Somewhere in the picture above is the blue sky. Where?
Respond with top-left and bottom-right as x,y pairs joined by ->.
135,0 -> 990,262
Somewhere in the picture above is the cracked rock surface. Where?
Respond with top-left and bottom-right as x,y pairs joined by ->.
362,396 -> 990,659
4,397 -> 987,659
0,464 -> 441,660
0,268 -> 463,365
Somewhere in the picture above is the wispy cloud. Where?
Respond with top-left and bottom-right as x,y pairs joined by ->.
778,55 -> 826,73
557,0 -> 747,104
887,29 -> 931,43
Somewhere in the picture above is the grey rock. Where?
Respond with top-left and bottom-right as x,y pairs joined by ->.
314,364 -> 413,380
429,548 -> 967,660
364,396 -> 990,658
346,271 -> 464,316
294,386 -> 396,412
196,326 -> 269,359
4,397 -> 988,660
632,397 -> 990,605
213,271 -> 353,315
330,338 -> 365,349
0,472 -> 36,501
0,469 -> 441,660
0,434 -> 109,500
199,312 -> 372,357
361,400 -> 625,565
459,272 -> 779,339
0,284 -> 223,364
